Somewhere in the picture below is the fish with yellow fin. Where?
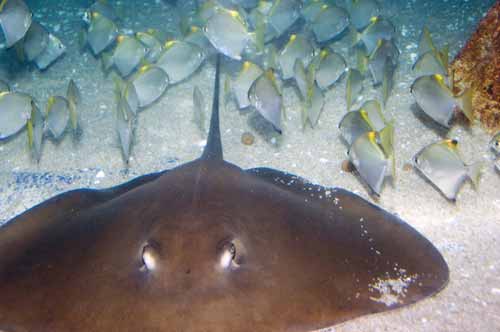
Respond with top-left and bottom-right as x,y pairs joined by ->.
249,69 -> 283,133
413,139 -> 482,201
348,123 -> 395,196
411,74 -> 473,128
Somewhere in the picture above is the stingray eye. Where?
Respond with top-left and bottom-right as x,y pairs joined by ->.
141,244 -> 159,272
217,238 -> 245,270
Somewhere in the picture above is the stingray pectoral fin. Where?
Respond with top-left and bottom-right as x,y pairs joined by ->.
0,170 -> 166,269
247,167 -> 449,312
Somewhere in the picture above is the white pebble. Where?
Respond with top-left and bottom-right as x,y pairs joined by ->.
96,170 -> 106,179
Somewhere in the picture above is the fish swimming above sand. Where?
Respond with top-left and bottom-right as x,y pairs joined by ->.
413,49 -> 448,78
348,124 -> 395,195
227,60 -> 263,109
136,30 -> 163,63
26,100 -> 44,162
0,91 -> 32,140
33,32 -> 66,70
347,0 -> 380,31
66,79 -> 80,134
313,48 -> 347,90
126,64 -> 169,108
266,0 -> 301,38
0,54 -> 449,332
249,69 -> 283,133
0,0 -> 32,48
367,39 -> 399,85
339,99 -> 386,146
278,33 -> 314,81
413,27 -> 449,78
45,95 -> 70,140
85,11 -> 118,55
411,74 -> 473,128
102,35 -> 146,77
16,19 -> 66,70
310,4 -> 350,43
156,40 -> 205,84
413,139 -> 482,201
203,7 -> 253,60
115,88 -> 135,163
22,21 -> 49,61
293,59 -> 325,128
351,16 -> 396,55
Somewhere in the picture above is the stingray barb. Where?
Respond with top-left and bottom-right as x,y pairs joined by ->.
0,55 -> 449,332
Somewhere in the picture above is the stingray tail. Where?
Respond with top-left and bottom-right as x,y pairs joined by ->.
202,54 -> 223,160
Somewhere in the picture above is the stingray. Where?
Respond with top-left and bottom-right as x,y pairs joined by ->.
0,55 -> 448,332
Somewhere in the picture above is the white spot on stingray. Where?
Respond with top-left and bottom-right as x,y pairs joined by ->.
368,271 -> 418,307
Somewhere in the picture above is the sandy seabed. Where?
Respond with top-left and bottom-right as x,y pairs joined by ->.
1,0 -> 499,331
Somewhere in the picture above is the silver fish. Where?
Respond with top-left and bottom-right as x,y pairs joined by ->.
314,48 -> 347,90
348,0 -> 380,31
34,33 -> 66,70
128,65 -> 169,108
156,40 -> 204,84
278,33 -> 314,80
348,125 -> 395,195
413,139 -> 482,201
0,0 -> 32,47
411,74 -> 473,128
311,4 -> 350,43
249,70 -> 282,132
46,96 -> 69,140
0,91 -> 31,139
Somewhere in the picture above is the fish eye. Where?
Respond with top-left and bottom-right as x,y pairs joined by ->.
141,244 -> 159,272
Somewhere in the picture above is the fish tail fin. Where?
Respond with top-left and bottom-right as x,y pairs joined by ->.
379,121 -> 396,178
458,88 -> 474,123
467,162 -> 483,188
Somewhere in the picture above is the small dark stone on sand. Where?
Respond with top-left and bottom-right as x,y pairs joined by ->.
341,160 -> 354,173
241,132 -> 255,146
403,163 -> 413,172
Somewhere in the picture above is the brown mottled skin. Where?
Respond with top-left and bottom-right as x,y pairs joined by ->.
0,56 -> 449,332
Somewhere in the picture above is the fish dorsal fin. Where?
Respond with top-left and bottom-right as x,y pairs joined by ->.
202,55 -> 223,160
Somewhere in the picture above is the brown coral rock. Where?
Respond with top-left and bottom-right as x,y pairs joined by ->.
451,0 -> 500,132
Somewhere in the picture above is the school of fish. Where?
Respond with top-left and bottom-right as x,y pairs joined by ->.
0,0 -> 498,200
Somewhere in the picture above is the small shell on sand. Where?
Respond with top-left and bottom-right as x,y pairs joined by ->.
241,132 -> 255,146
341,159 -> 355,173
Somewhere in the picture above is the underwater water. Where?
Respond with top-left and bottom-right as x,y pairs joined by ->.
0,0 -> 499,331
